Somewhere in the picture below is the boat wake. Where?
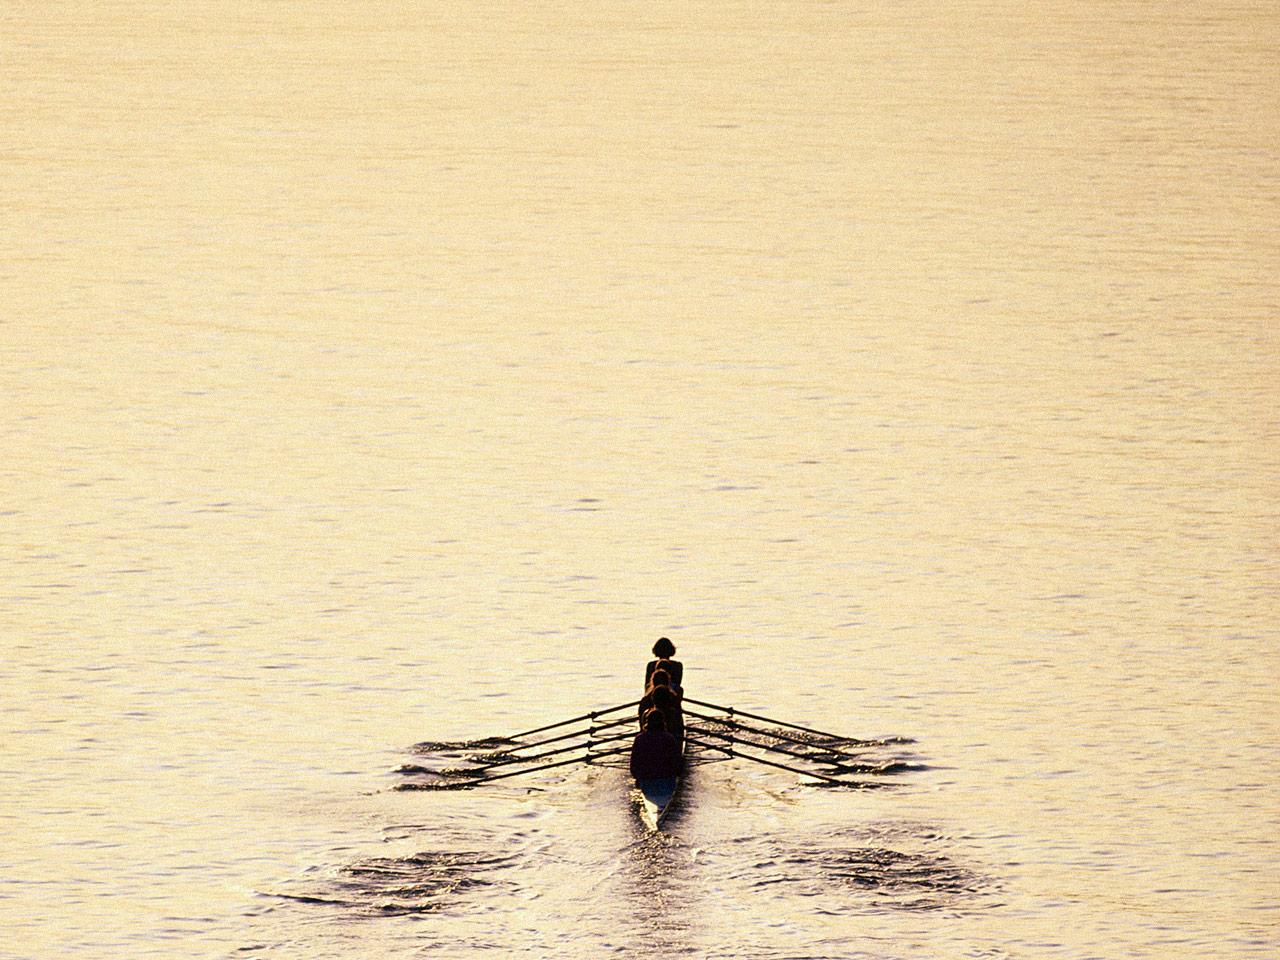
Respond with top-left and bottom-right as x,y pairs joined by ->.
722,820 -> 997,913
263,846 -> 521,917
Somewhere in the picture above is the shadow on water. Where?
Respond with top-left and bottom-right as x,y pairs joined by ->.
335,847 -> 519,915
724,820 -> 997,914
264,840 -> 521,917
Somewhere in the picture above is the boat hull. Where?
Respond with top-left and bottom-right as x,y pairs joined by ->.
635,737 -> 685,828
637,775 -> 679,827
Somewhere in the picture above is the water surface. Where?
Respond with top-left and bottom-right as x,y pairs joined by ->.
3,2 -> 1277,957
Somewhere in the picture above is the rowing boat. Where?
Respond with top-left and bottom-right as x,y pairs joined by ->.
397,694 -> 878,801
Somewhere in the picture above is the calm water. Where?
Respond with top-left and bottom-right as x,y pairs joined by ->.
3,2 -> 1278,957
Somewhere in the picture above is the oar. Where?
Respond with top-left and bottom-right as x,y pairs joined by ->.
502,699 -> 641,741
682,735 -> 879,788
685,721 -> 900,775
683,721 -> 841,767
396,744 -> 632,791
438,721 -> 642,776
681,697 -> 867,743
682,708 -> 870,763
480,712 -> 637,759
475,726 -> 639,772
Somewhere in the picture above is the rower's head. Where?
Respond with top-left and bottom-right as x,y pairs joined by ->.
651,686 -> 677,708
649,669 -> 671,689
653,637 -> 676,658
642,709 -> 667,732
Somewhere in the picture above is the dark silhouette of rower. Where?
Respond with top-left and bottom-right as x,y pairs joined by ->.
644,637 -> 682,690
649,685 -> 683,745
638,666 -> 674,712
630,709 -> 681,780
638,671 -> 684,741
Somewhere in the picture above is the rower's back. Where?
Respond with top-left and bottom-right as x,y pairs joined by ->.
648,684 -> 683,745
630,709 -> 680,780
644,637 -> 683,689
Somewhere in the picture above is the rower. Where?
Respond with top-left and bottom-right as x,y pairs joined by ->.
644,637 -> 683,690
638,672 -> 684,742
653,658 -> 683,697
638,668 -> 676,718
649,685 -> 684,745
630,709 -> 681,780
